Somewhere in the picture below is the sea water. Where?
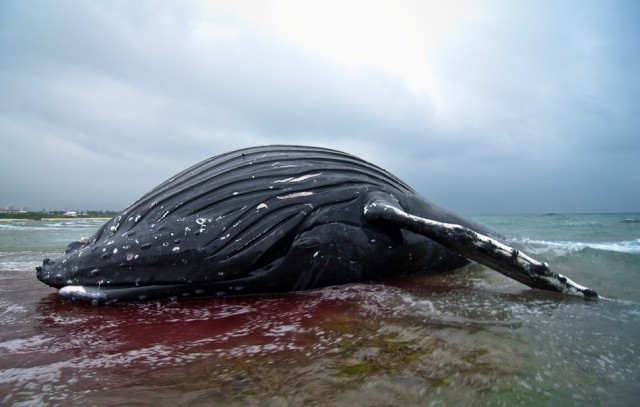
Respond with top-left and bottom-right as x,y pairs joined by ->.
0,214 -> 638,406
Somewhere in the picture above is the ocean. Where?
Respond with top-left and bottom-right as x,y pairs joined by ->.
1,213 -> 639,406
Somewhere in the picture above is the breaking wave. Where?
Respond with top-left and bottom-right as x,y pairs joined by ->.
514,237 -> 640,255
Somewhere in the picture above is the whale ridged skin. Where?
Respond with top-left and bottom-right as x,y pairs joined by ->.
35,145 -> 597,303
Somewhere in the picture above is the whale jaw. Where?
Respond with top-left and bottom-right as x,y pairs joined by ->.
58,286 -> 108,302
56,283 -> 251,304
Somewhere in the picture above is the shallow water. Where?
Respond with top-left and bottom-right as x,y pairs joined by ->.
1,216 -> 639,406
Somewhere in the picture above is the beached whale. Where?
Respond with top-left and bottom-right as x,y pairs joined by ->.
35,145 -> 597,303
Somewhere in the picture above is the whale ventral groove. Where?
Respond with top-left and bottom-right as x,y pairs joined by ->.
35,145 -> 598,303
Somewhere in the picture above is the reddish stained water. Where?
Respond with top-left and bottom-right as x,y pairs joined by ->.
2,266 -> 640,406
2,268 -> 508,406
1,269 -> 434,405
2,273 -> 357,404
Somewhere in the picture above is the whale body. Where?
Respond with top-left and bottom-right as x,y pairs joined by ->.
36,145 -> 597,303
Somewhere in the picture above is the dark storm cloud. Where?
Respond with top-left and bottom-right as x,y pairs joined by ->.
1,0 -> 638,214
0,0 -> 435,210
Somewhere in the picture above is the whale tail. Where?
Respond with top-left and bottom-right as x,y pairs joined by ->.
364,197 -> 598,300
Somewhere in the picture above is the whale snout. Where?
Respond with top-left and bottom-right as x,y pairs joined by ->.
35,257 -> 68,288
36,238 -> 96,289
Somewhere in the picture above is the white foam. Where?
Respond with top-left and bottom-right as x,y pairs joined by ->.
0,335 -> 53,353
516,238 -> 640,254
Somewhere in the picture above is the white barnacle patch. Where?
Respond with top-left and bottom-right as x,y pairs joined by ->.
232,192 -> 239,196
134,214 -> 141,222
113,248 -> 118,254
277,191 -> 314,200
157,211 -> 170,222
172,247 -> 180,252
273,173 -> 321,183
256,203 -> 268,210
220,233 -> 231,241
196,218 -> 207,226
313,251 -> 320,258
59,286 -> 107,301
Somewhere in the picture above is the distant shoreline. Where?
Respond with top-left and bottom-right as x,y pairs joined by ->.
41,217 -> 111,221
0,217 -> 111,222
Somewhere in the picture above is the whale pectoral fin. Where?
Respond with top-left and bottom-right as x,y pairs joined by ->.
363,197 -> 598,299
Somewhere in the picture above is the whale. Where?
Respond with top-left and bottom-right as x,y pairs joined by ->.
35,145 -> 597,303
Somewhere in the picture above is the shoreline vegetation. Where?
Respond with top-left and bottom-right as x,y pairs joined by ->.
0,211 -> 118,221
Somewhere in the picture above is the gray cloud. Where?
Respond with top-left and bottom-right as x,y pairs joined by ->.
1,0 -> 638,214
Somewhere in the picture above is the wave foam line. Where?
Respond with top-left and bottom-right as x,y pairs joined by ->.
515,238 -> 640,254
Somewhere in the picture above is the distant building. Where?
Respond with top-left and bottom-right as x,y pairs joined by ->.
64,211 -> 78,217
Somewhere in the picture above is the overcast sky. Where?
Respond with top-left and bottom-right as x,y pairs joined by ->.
1,0 -> 638,215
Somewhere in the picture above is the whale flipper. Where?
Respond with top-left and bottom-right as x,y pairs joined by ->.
364,196 -> 598,299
